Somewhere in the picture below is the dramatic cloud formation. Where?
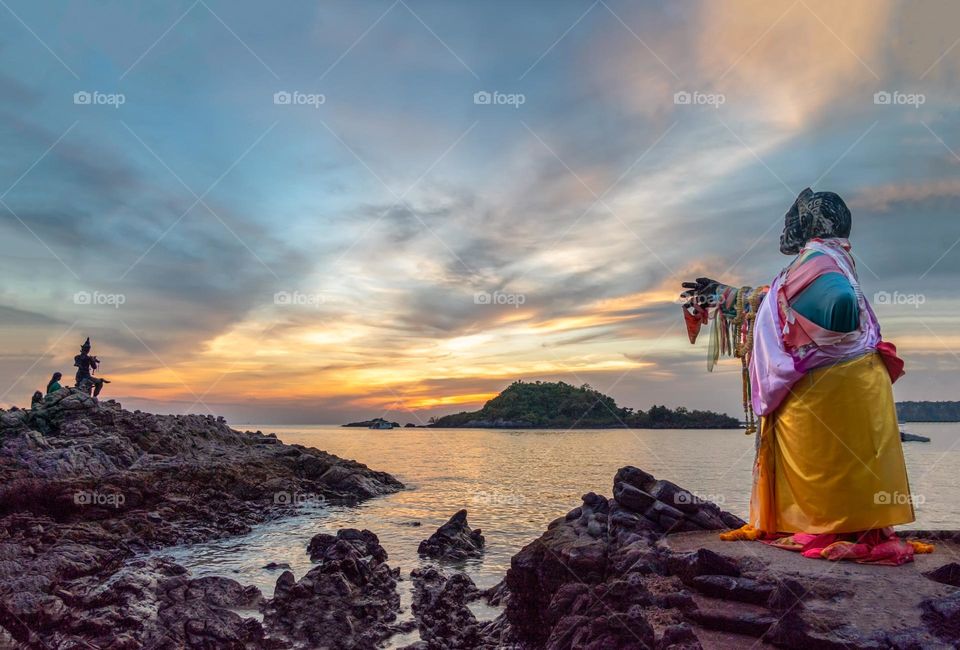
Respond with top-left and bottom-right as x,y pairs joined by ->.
1,0 -> 959,423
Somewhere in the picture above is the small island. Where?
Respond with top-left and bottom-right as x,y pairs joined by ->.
428,380 -> 741,429
342,417 -> 400,429
896,401 -> 960,422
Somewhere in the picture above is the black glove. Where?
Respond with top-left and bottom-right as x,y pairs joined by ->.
680,277 -> 722,310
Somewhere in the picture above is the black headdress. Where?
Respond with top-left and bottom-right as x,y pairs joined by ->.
779,188 -> 852,255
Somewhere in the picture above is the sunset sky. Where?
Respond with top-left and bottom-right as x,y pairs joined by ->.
2,0 -> 959,423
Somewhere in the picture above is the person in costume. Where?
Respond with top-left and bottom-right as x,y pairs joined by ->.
46,372 -> 64,395
680,188 -> 931,565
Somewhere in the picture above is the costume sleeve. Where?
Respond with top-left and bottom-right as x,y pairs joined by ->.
715,284 -> 769,320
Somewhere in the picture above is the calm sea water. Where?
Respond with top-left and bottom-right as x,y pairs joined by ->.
162,424 -> 960,643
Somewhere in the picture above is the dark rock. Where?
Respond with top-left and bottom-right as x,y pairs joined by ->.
308,528 -> 387,563
659,622 -> 702,649
263,562 -> 291,571
766,577 -> 808,611
689,607 -> 776,637
613,482 -> 657,513
921,590 -> 960,641
666,549 -> 741,583
648,480 -> 700,514
262,528 -> 401,649
0,388 -> 403,649
689,575 -> 774,605
409,566 -> 490,648
614,465 -> 656,493
417,510 -> 485,560
923,562 -> 960,587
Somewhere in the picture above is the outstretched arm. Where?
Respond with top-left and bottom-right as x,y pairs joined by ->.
680,277 -> 768,319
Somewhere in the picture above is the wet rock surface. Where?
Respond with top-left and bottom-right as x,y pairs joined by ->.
417,509 -> 485,560
262,528 -> 405,649
0,389 -> 402,648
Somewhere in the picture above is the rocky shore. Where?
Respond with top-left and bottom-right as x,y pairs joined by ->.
0,388 -> 402,648
2,390 -> 957,649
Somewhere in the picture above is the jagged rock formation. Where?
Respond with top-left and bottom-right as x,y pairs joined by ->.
503,466 -> 958,649
263,528 -> 408,649
417,509 -> 485,560
0,389 -> 403,648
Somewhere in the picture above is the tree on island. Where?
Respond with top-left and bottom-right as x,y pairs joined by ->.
429,380 -> 740,429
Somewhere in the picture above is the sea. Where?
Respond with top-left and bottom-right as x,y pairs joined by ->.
160,423 -> 960,645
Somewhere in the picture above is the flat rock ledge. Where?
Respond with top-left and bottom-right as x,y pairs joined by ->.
502,466 -> 959,649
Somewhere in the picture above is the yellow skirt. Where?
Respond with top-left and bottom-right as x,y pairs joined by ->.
750,352 -> 915,534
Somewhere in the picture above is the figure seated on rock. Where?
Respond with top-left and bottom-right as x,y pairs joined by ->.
46,372 -> 63,395
74,337 -> 111,397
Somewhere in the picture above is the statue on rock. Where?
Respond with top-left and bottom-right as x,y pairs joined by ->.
680,188 -> 927,565
74,337 -> 110,397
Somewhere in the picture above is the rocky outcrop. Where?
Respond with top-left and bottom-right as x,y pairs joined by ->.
0,389 -> 403,648
417,509 -> 485,560
262,528 -> 407,649
502,466 -> 955,649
